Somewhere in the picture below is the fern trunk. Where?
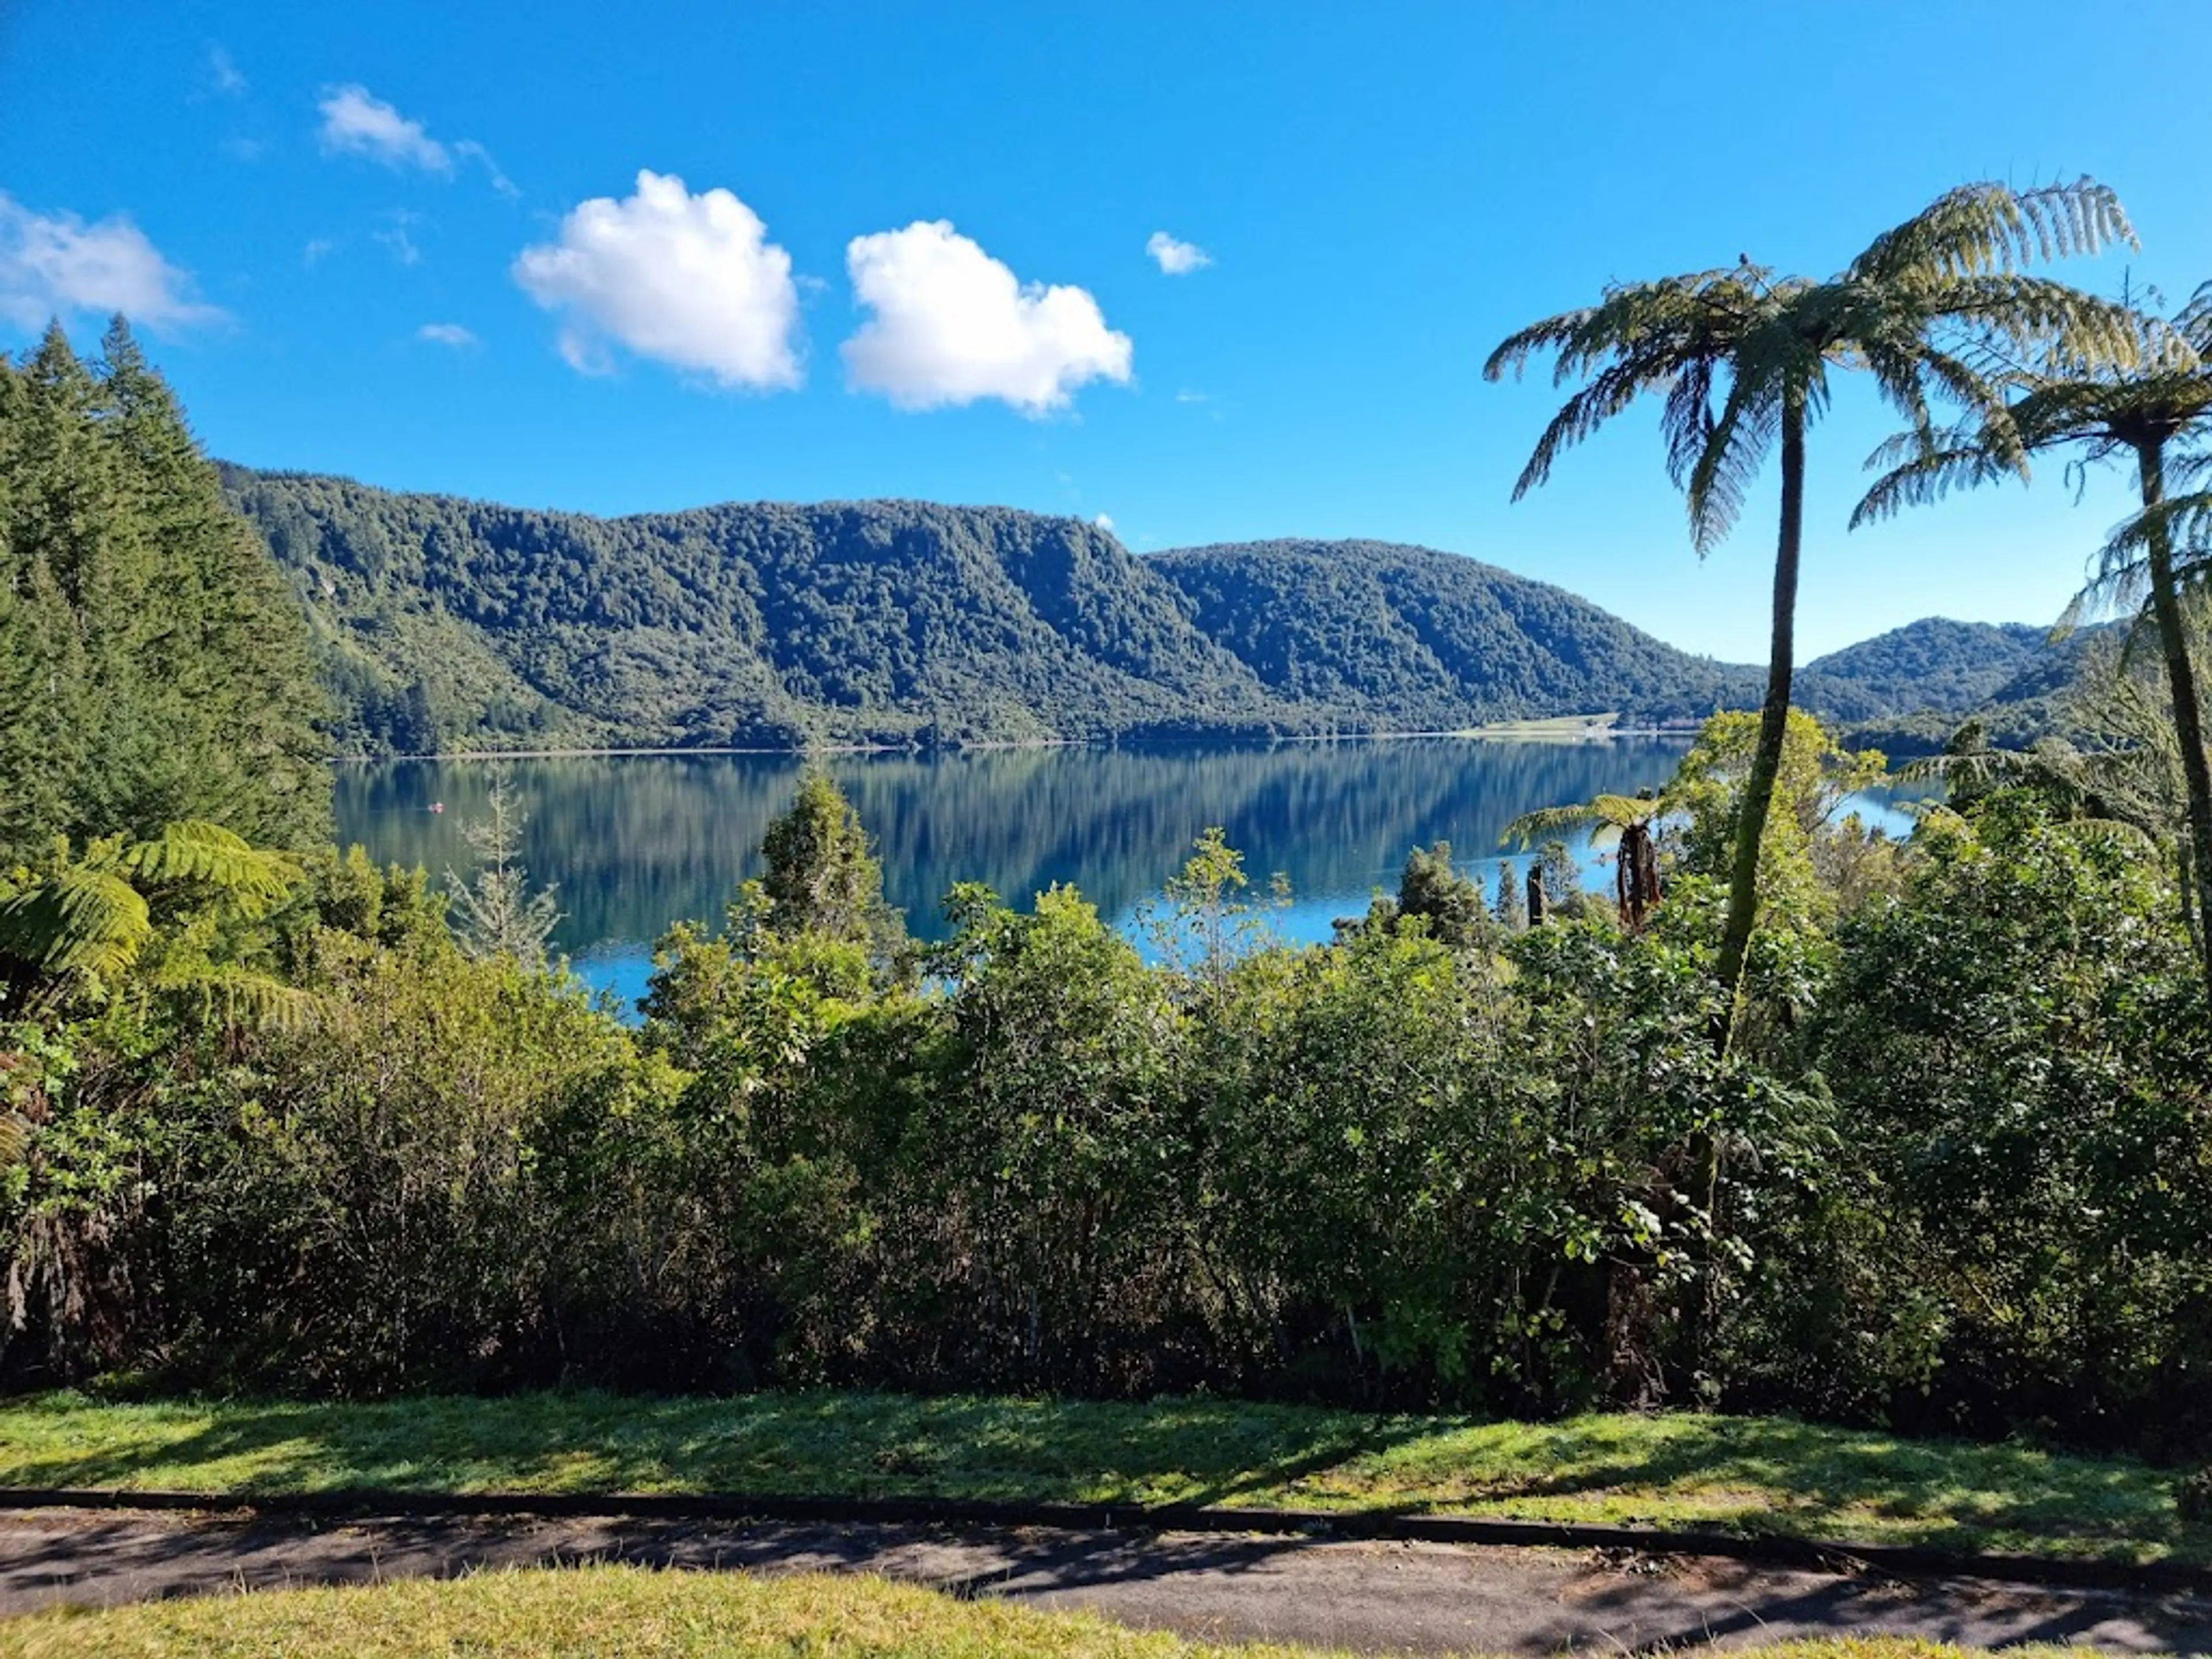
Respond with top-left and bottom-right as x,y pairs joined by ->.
2135,441 -> 2212,1002
1713,396 -> 1804,1054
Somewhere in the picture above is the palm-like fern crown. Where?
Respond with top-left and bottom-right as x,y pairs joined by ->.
1486,180 -> 2138,555
1858,277 -> 2212,629
1501,789 -> 1668,853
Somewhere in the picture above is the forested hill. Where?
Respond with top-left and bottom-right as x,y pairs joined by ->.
222,467 -> 2074,755
1796,618 -> 2097,752
1797,620 -> 2059,722
1148,539 -> 1756,731
223,468 -> 1296,752
224,469 -> 1763,753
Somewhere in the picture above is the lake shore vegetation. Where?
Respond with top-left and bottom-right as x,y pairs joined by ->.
5,183 -> 2212,1570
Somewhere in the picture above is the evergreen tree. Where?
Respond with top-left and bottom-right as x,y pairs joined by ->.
0,321 -> 329,862
1492,859 -> 1528,931
740,769 -> 910,983
1394,841 -> 1493,947
442,767 -> 561,969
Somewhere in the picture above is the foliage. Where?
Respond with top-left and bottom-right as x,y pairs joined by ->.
5,706 -> 2212,1459
442,767 -> 562,969
743,769 -> 910,982
1858,281 -> 2212,993
1813,791 -> 2212,1446
0,324 -> 328,863
220,469 -> 2077,756
0,821 -> 308,1025
1486,177 -> 2137,1048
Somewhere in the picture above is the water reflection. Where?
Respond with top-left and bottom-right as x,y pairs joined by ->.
334,737 -> 1699,1003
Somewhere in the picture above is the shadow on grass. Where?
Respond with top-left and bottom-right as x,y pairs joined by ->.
0,1392 -> 2193,1562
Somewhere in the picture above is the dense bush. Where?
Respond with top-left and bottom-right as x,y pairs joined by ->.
3,731 -> 2209,1457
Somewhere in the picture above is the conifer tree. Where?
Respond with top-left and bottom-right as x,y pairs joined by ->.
0,321 -> 328,862
739,768 -> 910,983
1492,859 -> 1528,931
443,767 -> 561,968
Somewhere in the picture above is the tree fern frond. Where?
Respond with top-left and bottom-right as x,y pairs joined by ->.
1508,361 -> 1664,498
1850,179 -> 2134,287
1852,444 -> 2016,528
0,868 -> 152,977
2176,281 -> 2212,358
1502,793 -> 1662,849
144,957 -> 324,1031
1590,793 -> 1664,824
2073,494 -> 2212,627
1681,374 -> 1780,554
1500,802 -> 1604,847
121,821 -> 301,913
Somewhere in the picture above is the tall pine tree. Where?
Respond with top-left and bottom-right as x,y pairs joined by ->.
0,319 -> 328,862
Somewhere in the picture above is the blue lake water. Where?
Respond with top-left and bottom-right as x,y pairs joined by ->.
333,737 -> 1913,1009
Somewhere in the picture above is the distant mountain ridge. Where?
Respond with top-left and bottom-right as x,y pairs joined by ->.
219,467 -> 2078,755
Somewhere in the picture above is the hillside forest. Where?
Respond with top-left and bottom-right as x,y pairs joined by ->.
225,465 -> 2082,759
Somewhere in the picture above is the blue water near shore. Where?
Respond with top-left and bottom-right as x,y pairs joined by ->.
335,738 -> 1917,1016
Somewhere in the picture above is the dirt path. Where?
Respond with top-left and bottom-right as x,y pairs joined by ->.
3,1508 -> 2210,1653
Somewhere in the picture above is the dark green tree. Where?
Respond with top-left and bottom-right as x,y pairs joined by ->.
745,770 -> 909,979
1487,180 -> 2135,1048
1490,858 -> 1527,931
0,321 -> 329,861
1393,841 -> 1494,948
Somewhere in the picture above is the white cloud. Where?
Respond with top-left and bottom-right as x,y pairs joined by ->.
0,195 -> 226,334
317,84 -> 450,173
302,237 -> 337,267
842,221 -> 1131,414
512,170 -> 802,389
373,210 -> 423,267
1175,389 -> 1210,403
207,44 -> 247,97
1092,513 -> 1115,532
1145,231 -> 1211,275
417,321 -> 478,349
454,139 -> 518,199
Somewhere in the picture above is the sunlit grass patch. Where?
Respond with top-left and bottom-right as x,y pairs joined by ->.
0,1566 -> 1334,1658
0,1389 -> 2197,1565
0,1566 -> 2111,1659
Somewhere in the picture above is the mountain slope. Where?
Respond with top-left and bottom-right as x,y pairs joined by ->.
224,467 -> 2081,756
1148,539 -> 1756,727
225,469 -> 1295,752
1794,619 -> 2056,724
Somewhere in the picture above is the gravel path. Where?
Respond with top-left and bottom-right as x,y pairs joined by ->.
4,1508 -> 2210,1653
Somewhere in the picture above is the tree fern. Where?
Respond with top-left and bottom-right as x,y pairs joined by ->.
1861,280 -> 2212,994
1487,178 -> 2137,1048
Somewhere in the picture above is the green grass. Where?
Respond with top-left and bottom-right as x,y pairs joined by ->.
0,1567 -> 1326,1658
0,1391 -> 2198,1566
0,1566 -> 2104,1658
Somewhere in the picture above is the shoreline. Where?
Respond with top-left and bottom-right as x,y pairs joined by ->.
332,719 -> 1705,765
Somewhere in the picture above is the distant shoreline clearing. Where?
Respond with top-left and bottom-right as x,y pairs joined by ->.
332,715 -> 1698,764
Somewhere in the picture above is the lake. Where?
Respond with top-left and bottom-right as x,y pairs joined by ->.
334,737 -> 1705,1007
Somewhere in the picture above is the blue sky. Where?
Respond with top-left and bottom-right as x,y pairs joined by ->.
3,1 -> 2207,661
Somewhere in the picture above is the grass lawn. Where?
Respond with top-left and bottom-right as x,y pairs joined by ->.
0,1566 -> 2105,1659
0,1390 -> 2197,1566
